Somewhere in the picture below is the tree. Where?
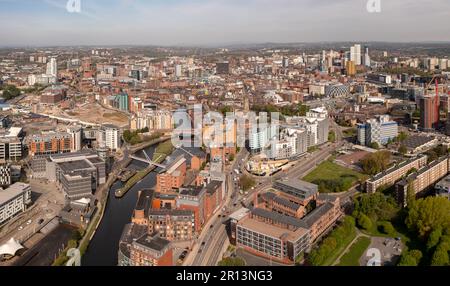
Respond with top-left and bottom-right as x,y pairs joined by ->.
1,84 -> 21,100
357,214 -> 373,231
405,197 -> 450,239
398,145 -> 407,155
353,192 -> 399,222
431,246 -> 449,266
240,175 -> 256,192
361,151 -> 391,175
369,142 -> 380,150
378,221 -> 396,236
398,250 -> 422,266
328,131 -> 336,143
218,257 -> 246,266
397,132 -> 408,143
427,228 -> 442,251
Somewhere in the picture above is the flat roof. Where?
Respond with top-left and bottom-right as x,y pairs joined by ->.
0,183 -> 29,205
134,233 -> 170,252
403,135 -> 436,149
275,179 -> 318,198
238,216 -> 308,242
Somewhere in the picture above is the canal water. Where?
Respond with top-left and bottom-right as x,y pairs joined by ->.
82,146 -> 158,266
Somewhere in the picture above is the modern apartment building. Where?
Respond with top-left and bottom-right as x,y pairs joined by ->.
365,155 -> 428,194
0,127 -> 23,161
28,131 -> 72,156
130,110 -> 174,131
147,209 -> 195,241
231,179 -> 342,264
156,156 -> 187,193
129,233 -> 173,266
0,164 -> 11,186
0,183 -> 32,225
357,115 -> 398,146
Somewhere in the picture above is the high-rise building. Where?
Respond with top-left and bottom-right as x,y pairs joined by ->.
363,46 -> 371,67
216,61 -> 230,75
67,126 -> 82,152
46,57 -> 58,77
175,65 -> 182,78
419,95 -> 439,131
357,115 -> 399,146
99,125 -> 121,151
346,61 -> 356,76
350,44 -> 362,66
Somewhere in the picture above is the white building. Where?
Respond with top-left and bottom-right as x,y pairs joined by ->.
0,183 -> 31,225
350,44 -> 362,66
46,57 -> 58,77
0,164 -> 11,186
67,125 -> 82,152
99,125 -> 121,151
357,115 -> 399,146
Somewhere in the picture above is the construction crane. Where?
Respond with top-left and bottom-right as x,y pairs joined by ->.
424,75 -> 441,122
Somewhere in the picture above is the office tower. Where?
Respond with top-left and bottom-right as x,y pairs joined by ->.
350,44 -> 362,65
103,124 -> 120,150
346,61 -> 356,76
67,126 -> 82,152
282,57 -> 289,68
419,96 -> 439,131
363,46 -> 371,67
216,61 -> 230,75
175,65 -> 182,78
46,57 -> 57,77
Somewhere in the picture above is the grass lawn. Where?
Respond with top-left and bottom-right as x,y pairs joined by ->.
337,237 -> 371,266
321,229 -> 357,266
303,160 -> 368,193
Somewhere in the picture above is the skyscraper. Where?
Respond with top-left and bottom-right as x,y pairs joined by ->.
46,57 -> 58,77
419,95 -> 439,131
363,46 -> 371,67
350,44 -> 361,66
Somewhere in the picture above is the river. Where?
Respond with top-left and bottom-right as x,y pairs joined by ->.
82,145 -> 158,266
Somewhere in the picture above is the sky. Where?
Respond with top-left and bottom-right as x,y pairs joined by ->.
0,0 -> 449,46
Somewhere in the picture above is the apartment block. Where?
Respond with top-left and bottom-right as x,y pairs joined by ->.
156,156 -> 187,193
365,155 -> 428,194
396,157 -> 450,207
0,183 -> 32,225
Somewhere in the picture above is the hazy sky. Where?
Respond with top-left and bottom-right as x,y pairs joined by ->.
0,0 -> 449,46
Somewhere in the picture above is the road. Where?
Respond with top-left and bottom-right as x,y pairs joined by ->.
188,120 -> 352,266
185,149 -> 248,266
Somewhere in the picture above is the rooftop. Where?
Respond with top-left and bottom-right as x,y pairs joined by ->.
133,233 -> 171,252
0,183 -> 30,205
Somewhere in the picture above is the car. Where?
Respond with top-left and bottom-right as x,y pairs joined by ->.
38,219 -> 44,224
201,242 -> 206,246
26,220 -> 32,225
18,226 -> 23,231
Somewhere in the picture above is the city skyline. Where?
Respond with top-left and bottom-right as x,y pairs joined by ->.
1,0 -> 450,46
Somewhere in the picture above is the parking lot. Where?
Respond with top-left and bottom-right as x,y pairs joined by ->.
360,237 -> 403,266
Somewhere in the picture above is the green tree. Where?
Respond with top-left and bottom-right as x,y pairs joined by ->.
378,221 -> 396,236
328,131 -> 336,143
397,132 -> 408,143
361,151 -> 391,175
398,250 -> 422,266
1,84 -> 21,100
218,257 -> 246,266
405,197 -> 450,239
369,142 -> 380,150
357,214 -> 373,231
398,145 -> 407,155
431,246 -> 449,266
427,228 -> 443,251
